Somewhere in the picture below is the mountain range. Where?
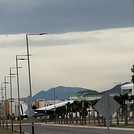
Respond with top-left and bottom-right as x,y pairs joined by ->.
32,83 -> 131,101
32,86 -> 97,101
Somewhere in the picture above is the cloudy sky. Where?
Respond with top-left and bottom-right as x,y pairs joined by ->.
0,0 -> 134,98
0,0 -> 134,34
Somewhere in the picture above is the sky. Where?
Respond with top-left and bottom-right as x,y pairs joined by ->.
0,0 -> 134,34
0,0 -> 134,98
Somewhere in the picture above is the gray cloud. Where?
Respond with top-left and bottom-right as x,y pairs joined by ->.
0,0 -> 133,34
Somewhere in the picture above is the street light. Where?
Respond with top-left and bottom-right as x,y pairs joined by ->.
26,33 -> 47,134
1,83 -> 5,128
4,76 -> 9,129
0,91 -> 2,127
53,88 -> 56,124
9,68 -> 16,131
26,33 -> 47,98
9,67 -> 22,131
16,55 -> 26,134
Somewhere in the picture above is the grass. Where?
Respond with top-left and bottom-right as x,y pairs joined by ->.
0,127 -> 24,134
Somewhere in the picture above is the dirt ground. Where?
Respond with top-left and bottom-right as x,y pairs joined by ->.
0,127 -> 22,134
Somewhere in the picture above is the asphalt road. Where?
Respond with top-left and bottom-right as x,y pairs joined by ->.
12,123 -> 134,134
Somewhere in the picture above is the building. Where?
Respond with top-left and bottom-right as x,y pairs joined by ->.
2,99 -> 27,117
121,83 -> 133,94
0,98 -> 64,117
34,99 -> 63,109
70,92 -> 123,101
70,83 -> 133,101
1,83 -> 133,117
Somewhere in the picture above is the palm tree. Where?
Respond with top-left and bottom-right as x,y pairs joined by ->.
129,95 -> 134,124
71,101 -> 80,124
131,65 -> 134,124
113,95 -> 121,125
66,102 -> 72,124
131,65 -> 134,84
114,93 -> 131,126
74,101 -> 83,125
119,93 -> 129,125
83,100 -> 90,125
56,106 -> 66,124
90,99 -> 99,125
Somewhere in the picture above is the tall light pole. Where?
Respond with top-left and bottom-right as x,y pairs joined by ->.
9,67 -> 15,131
16,55 -> 26,134
0,85 -> 2,127
26,33 -> 47,134
26,33 -> 47,98
54,88 -> 56,124
0,92 -> 2,127
1,83 -> 4,128
4,76 -> 9,129
9,67 -> 22,131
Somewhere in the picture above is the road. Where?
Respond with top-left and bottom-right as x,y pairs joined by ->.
12,123 -> 134,134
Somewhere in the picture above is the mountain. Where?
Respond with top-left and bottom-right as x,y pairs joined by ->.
101,82 -> 131,94
33,82 -> 131,101
33,86 -> 98,101
101,85 -> 121,93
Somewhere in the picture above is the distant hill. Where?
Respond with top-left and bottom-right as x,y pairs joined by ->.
33,82 -> 131,101
33,86 -> 98,101
101,85 -> 121,93
101,82 -> 131,94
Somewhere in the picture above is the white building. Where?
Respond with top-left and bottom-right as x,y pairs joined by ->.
121,83 -> 134,95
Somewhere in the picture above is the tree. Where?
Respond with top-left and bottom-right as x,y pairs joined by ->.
129,95 -> 134,124
32,105 -> 37,110
113,93 -> 129,125
131,65 -> 134,124
56,106 -> 66,124
113,95 -> 121,125
70,101 -> 82,125
81,100 -> 89,125
131,65 -> 134,83
90,99 -> 99,125
119,93 -> 129,125
70,101 -> 80,124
